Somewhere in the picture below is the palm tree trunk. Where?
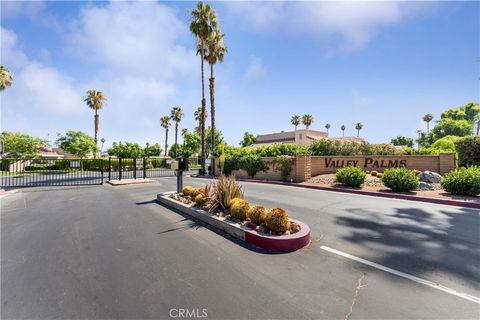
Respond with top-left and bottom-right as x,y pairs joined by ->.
357,130 -> 360,137
200,49 -> 206,174
427,121 -> 430,133
294,125 -> 297,131
209,63 -> 215,157
174,122 -> 179,158
342,131 -> 345,137
94,110 -> 99,159
164,128 -> 169,157
477,120 -> 480,135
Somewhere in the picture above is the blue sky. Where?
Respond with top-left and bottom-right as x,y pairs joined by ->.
1,1 -> 478,149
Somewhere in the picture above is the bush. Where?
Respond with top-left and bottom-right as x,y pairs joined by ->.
382,168 -> 419,192
429,135 -> 460,153
265,208 -> 291,233
210,175 -> 244,212
230,199 -> 250,220
240,155 -> 269,178
274,156 -> 294,181
440,166 -> 480,196
455,136 -> 480,167
376,173 -> 383,179
335,166 -> 366,188
247,205 -> 268,225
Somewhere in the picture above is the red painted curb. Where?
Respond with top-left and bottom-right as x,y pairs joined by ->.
244,219 -> 310,251
191,176 -> 480,209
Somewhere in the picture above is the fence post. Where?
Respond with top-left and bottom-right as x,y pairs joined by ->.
143,157 -> 147,179
101,159 -> 104,184
119,158 -> 122,180
133,158 -> 137,179
108,157 -> 111,181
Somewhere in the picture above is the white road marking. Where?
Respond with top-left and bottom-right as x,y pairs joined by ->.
320,245 -> 480,305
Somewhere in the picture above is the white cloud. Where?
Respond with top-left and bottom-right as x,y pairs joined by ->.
244,56 -> 266,80
226,2 -> 432,50
1,1 -> 45,20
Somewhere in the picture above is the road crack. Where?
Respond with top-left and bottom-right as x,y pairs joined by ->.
344,273 -> 367,320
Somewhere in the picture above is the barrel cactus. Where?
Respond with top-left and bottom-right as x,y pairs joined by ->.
247,205 -> 268,225
265,208 -> 291,233
229,197 -> 243,209
230,199 -> 250,220
182,186 -> 194,197
195,194 -> 205,206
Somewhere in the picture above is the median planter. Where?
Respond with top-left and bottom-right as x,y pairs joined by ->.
156,191 -> 310,251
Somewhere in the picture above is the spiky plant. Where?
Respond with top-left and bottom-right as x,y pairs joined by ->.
209,175 -> 243,213
265,208 -> 291,233
230,199 -> 249,220
247,205 -> 268,225
182,186 -> 195,197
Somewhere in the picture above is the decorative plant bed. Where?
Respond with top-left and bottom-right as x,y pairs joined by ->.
156,186 -> 310,252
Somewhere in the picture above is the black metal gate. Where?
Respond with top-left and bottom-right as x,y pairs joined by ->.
0,158 -> 104,187
106,157 -> 177,181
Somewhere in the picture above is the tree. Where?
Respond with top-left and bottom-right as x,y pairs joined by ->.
100,138 -> 106,153
160,116 -> 171,157
84,90 -> 107,152
107,142 -> 144,158
144,143 -> 162,157
431,118 -> 472,140
194,106 -> 207,143
341,125 -> 346,137
442,102 -> 480,135
205,28 -> 227,157
302,114 -> 313,129
0,66 -> 13,91
1,132 -> 47,159
190,2 -> 217,174
240,132 -> 256,147
182,129 -> 201,157
355,122 -> 363,137
205,126 -> 224,155
56,131 -> 98,158
390,136 -> 414,148
325,123 -> 331,135
170,106 -> 184,158
291,115 -> 301,130
423,114 -> 433,133
416,131 -> 434,148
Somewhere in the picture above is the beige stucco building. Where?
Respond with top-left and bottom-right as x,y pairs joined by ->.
252,129 -> 364,147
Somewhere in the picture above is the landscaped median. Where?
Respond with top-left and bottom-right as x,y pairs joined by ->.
156,176 -> 310,251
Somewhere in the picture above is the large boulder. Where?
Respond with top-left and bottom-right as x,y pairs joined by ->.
418,181 -> 434,191
419,171 -> 443,183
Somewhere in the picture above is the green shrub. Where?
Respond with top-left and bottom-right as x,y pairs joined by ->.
455,136 -> 480,167
440,166 -> 480,196
240,155 -> 268,178
335,166 -> 366,188
382,168 -> 419,192
274,156 -> 294,181
376,173 -> 383,179
430,135 -> 460,153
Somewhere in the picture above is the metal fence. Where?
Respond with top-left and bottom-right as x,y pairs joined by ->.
0,157 -> 201,188
0,158 -> 104,187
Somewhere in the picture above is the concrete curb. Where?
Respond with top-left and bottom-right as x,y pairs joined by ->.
191,176 -> 480,209
156,192 -> 311,251
106,179 -> 156,186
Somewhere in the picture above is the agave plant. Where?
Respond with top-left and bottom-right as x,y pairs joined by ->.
209,175 -> 243,213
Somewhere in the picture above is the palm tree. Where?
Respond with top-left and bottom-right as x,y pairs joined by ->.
194,106 -> 208,134
84,90 -> 107,150
171,107 -> 184,158
160,116 -> 171,157
291,115 -> 301,130
190,2 -> 217,174
423,114 -> 433,133
341,125 -> 346,137
100,138 -> 106,154
302,114 -> 314,129
355,122 -> 363,137
325,123 -> 331,135
205,28 -> 227,156
0,66 -> 13,91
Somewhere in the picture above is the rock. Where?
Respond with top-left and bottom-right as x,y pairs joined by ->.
419,171 -> 443,183
418,181 -> 434,191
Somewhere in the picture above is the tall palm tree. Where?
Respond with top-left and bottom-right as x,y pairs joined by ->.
302,114 -> 314,129
190,2 -> 217,174
84,90 -> 107,150
205,28 -> 227,156
160,116 -> 171,157
355,122 -> 363,137
291,115 -> 301,130
171,107 -> 184,158
325,123 -> 331,135
0,66 -> 13,91
341,125 -> 346,137
423,114 -> 433,133
182,128 -> 189,149
194,106 -> 208,134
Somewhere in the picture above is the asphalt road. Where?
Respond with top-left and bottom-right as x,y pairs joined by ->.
1,177 -> 479,319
